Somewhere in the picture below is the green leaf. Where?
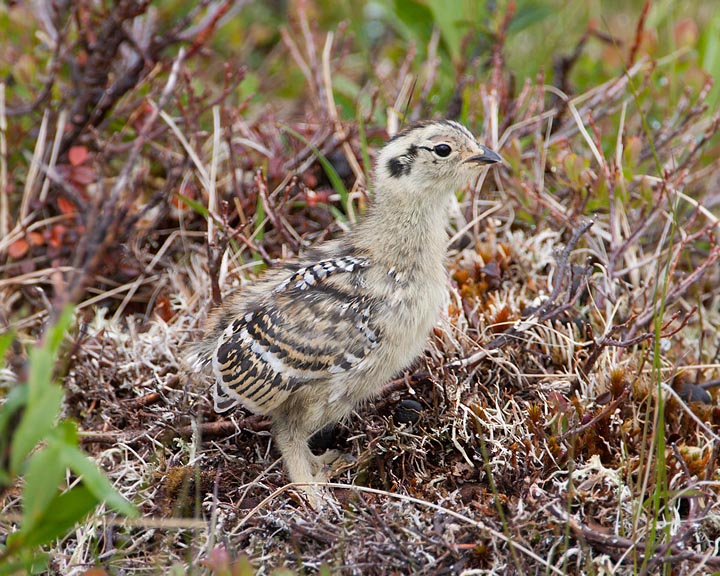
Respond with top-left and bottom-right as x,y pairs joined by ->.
7,306 -> 73,474
0,386 -> 28,474
11,485 -> 99,549
254,192 -> 265,242
386,0 -> 434,49
328,205 -> 347,222
26,346 -> 53,407
59,443 -> 137,517
699,12 -> 720,109
52,419 -> 79,445
0,329 -> 14,361
426,0 -> 468,60
9,384 -> 63,474
508,3 -> 554,35
45,306 -> 74,354
252,193 -> 266,270
21,442 -> 66,535
237,71 -> 260,100
175,192 -> 209,218
0,553 -> 49,576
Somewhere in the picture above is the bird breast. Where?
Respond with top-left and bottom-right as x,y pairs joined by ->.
329,259 -> 446,405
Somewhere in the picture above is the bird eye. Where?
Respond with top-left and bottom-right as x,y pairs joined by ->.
433,144 -> 452,157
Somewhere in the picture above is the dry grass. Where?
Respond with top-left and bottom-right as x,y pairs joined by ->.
2,2 -> 720,574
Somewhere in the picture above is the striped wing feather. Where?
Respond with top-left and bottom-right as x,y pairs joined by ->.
212,258 -> 381,414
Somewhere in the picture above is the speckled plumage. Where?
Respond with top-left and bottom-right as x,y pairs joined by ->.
187,120 -> 501,504
211,254 -> 379,414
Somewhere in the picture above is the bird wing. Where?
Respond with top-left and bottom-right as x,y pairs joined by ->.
211,256 -> 382,414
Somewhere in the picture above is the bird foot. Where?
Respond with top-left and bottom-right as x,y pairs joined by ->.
298,484 -> 330,510
311,449 -> 356,481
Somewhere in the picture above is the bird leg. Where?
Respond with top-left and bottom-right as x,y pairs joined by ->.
272,421 -> 328,507
272,420 -> 357,508
272,421 -> 316,484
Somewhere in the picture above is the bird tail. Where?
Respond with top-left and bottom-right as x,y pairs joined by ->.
183,338 -> 215,374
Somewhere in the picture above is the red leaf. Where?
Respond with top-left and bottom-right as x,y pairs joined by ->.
57,196 -> 76,215
154,295 -> 175,322
8,238 -> 29,259
68,145 -> 89,166
28,232 -> 45,246
48,225 -> 66,248
548,391 -> 569,412
80,569 -> 109,576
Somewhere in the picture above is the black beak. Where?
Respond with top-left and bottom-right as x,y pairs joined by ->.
464,146 -> 503,165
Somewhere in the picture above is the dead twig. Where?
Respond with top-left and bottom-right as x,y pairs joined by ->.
558,385 -> 629,441
485,220 -> 594,351
548,503 -> 720,571
582,307 -> 696,375
174,415 -> 271,439
58,49 -> 186,313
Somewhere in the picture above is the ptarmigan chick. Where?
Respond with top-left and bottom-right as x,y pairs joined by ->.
187,120 -> 502,501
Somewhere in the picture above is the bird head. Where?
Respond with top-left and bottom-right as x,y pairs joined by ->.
375,120 -> 502,196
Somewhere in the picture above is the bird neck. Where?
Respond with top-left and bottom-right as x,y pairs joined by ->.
352,187 -> 451,272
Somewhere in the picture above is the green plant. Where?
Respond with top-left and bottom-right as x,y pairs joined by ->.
0,308 -> 137,574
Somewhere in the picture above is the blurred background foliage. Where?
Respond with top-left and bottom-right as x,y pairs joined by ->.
3,0 -> 720,123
